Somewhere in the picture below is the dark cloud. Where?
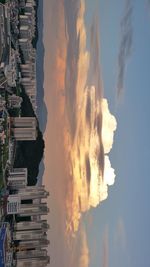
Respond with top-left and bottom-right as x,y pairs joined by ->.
85,91 -> 92,127
97,145 -> 105,177
94,113 -> 104,176
94,113 -> 102,133
85,154 -> 91,195
117,0 -> 133,97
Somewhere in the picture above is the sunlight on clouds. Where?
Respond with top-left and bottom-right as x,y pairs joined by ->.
65,85 -> 117,233
102,99 -> 117,154
103,156 -> 116,186
63,0 -> 117,235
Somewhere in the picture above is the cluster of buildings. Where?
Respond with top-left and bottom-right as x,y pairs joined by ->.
0,1 -> 50,266
0,0 -> 37,112
0,167 -> 50,267
18,0 -> 37,112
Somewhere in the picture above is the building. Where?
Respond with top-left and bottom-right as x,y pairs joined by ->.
11,117 -> 37,128
14,220 -> 49,231
8,95 -> 22,109
15,239 -> 50,250
20,63 -> 36,79
7,168 -> 27,190
11,117 -> 37,141
19,25 -> 32,40
7,185 -> 49,216
16,186 -> 49,200
6,183 -> 50,266
12,127 -> 37,141
19,38 -> 35,62
16,256 -> 50,267
13,229 -> 47,241
16,249 -> 48,260
7,195 -> 21,215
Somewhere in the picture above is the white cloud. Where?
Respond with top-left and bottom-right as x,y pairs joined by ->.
101,98 -> 117,154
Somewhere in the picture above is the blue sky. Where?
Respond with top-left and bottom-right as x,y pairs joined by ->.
85,1 -> 150,266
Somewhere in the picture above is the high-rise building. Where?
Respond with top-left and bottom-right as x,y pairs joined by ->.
20,25 -> 32,40
12,127 -> 37,141
13,229 -> 47,241
16,249 -> 48,260
14,220 -> 49,231
7,185 -> 49,216
19,203 -> 49,217
7,195 -> 21,215
16,186 -> 49,200
16,256 -> 50,267
11,117 -> 37,141
12,117 -> 37,128
7,168 -> 27,190
16,239 -> 50,250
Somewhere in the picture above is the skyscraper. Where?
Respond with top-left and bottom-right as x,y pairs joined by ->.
7,168 -> 27,190
11,117 -> 37,141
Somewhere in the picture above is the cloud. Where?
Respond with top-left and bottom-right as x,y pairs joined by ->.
112,218 -> 131,266
64,0 -> 90,138
43,1 -> 117,266
101,98 -> 117,154
78,228 -> 90,267
114,218 -> 126,250
117,0 -> 133,97
103,156 -> 116,186
102,226 -> 109,267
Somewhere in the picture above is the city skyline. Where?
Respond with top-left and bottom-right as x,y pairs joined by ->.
0,1 -> 49,266
0,0 -> 149,266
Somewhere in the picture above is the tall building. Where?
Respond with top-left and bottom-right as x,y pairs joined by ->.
20,25 -> 32,40
16,256 -> 50,267
12,127 -> 37,141
13,229 -> 47,241
7,195 -> 21,215
16,249 -> 48,260
15,239 -> 50,250
7,185 -> 49,216
11,117 -> 37,141
19,203 -> 49,217
20,63 -> 36,79
17,186 -> 49,200
9,183 -> 50,266
12,117 -> 37,128
14,220 -> 49,231
7,168 -> 27,190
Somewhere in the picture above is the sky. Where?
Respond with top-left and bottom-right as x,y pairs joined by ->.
43,0 -> 150,267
